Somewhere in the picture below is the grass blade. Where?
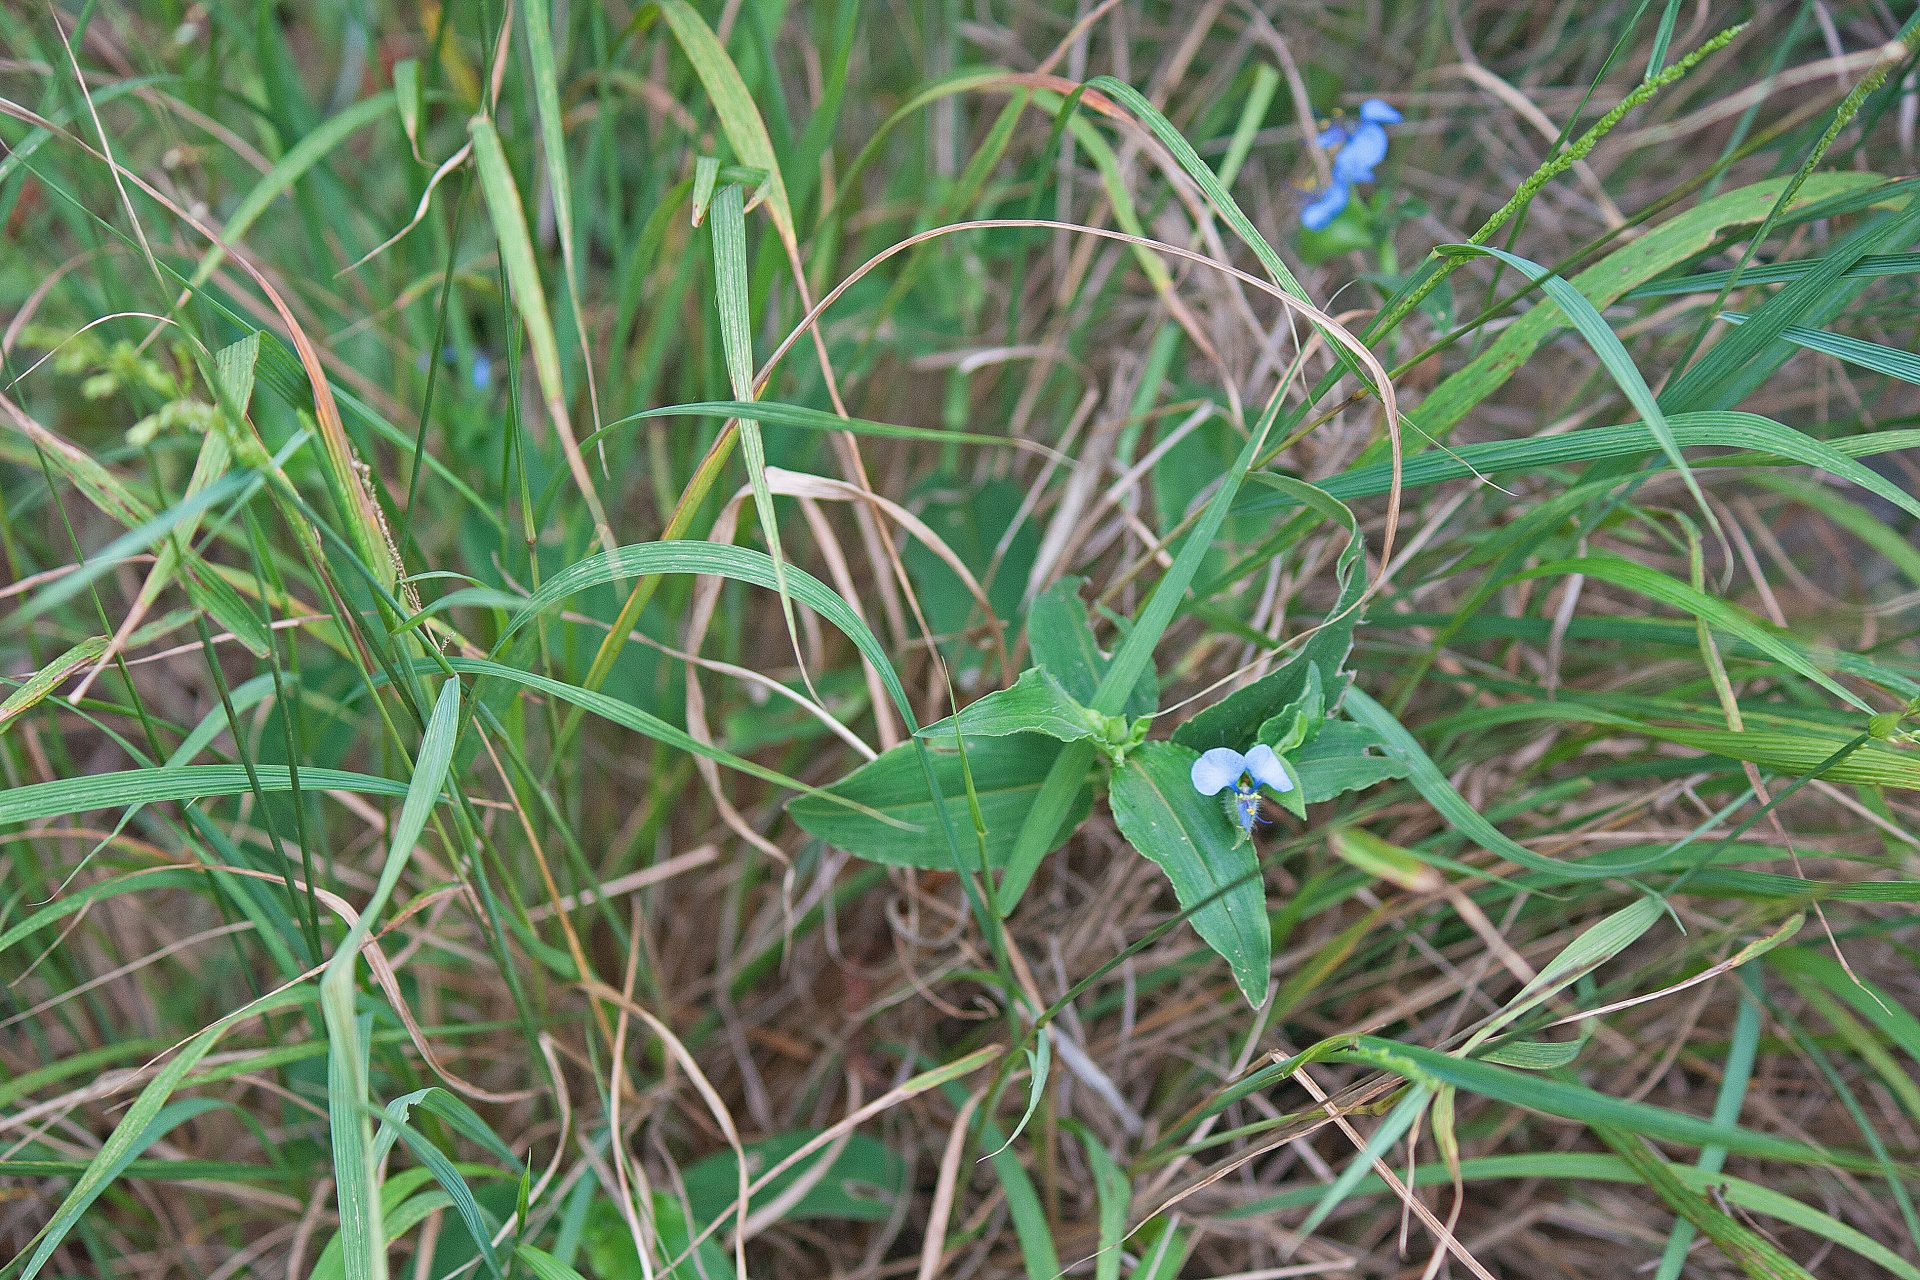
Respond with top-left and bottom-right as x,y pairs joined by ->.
1654,983 -> 1762,1280
320,678 -> 462,1280
467,115 -> 615,556
1437,242 -> 1714,531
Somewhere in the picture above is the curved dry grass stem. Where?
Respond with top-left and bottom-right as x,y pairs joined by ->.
755,216 -> 1404,591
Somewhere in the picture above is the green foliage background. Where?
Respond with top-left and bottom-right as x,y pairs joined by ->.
4,2 -> 1920,1278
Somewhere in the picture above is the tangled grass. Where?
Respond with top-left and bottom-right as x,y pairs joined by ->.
4,2 -> 1920,1278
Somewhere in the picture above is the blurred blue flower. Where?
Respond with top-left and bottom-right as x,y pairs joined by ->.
1301,98 -> 1402,231
1191,744 -> 1294,832
414,345 -> 495,391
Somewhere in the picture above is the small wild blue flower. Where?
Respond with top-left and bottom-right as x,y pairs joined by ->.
1191,744 -> 1294,833
1300,98 -> 1403,231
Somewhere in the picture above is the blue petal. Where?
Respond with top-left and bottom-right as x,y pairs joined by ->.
1192,748 -> 1248,795
1299,182 -> 1350,231
1332,123 -> 1388,185
1316,122 -> 1349,150
1359,98 -> 1403,125
472,355 -> 492,389
1244,744 -> 1294,793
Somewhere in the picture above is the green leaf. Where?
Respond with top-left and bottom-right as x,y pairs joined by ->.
491,541 -> 915,731
1438,242 -> 1714,529
1298,1084 -> 1432,1240
1625,250 -> 1920,299
12,1097 -> 223,1261
1083,77 -> 1318,309
1424,696 -> 1908,787
581,1192 -> 731,1280
1477,1038 -> 1587,1070
1339,1037 -> 1878,1169
1515,554 -> 1873,712
185,91 -> 396,295
999,74 -> 1385,914
597,398 -> 1027,453
643,0 -> 796,256
517,0 -> 599,471
1029,575 -> 1155,714
1255,663 -> 1324,755
515,1245 -> 591,1280
1125,1217 -> 1190,1280
788,734 -> 1092,870
996,1025 -> 1050,1156
1662,190 -> 1920,413
1062,1121 -> 1131,1280
1233,411 -> 1920,525
1344,687 -> 1649,882
467,114 -> 614,555
437,658 -> 862,815
1175,476 -> 1363,753
247,331 -> 495,528
1297,200 -> 1376,264
918,667 -> 1097,745
371,1101 -> 502,1277
393,59 -> 423,159
308,1175 -> 458,1280
1597,1124 -> 1818,1280
0,870 -> 232,959
1413,172 -> 1882,436
1328,827 -> 1440,893
1108,742 -> 1269,1006
1462,895 -> 1665,1054
1723,310 -> 1920,385
981,1112 -> 1061,1280
1656,986 -> 1762,1280
1751,472 -> 1920,590
1290,720 -> 1409,804
179,559 -> 272,658
0,764 -> 409,827
322,679 -> 462,1280
212,331 -> 260,421
13,984 -> 313,1279
375,1087 -> 518,1168
710,181 -> 804,687
0,635 -> 107,731
1679,869 -> 1920,902
7,467 -> 264,630
1767,946 -> 1920,1077
1224,1151 -> 1920,1280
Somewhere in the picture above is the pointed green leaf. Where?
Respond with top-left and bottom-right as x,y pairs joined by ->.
0,635 -> 107,731
1109,742 -> 1270,1005
1290,720 -> 1408,804
788,733 -> 1091,870
1029,575 -> 1158,713
1415,173 -> 1882,434
1175,477 -> 1362,753
1516,554 -> 1873,712
644,0 -> 796,254
322,679 -> 462,1280
1438,242 -> 1714,529
1724,310 -> 1920,385
917,667 -> 1097,744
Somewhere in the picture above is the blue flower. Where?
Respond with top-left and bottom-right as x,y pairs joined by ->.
1191,744 -> 1295,832
1301,98 -> 1402,231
